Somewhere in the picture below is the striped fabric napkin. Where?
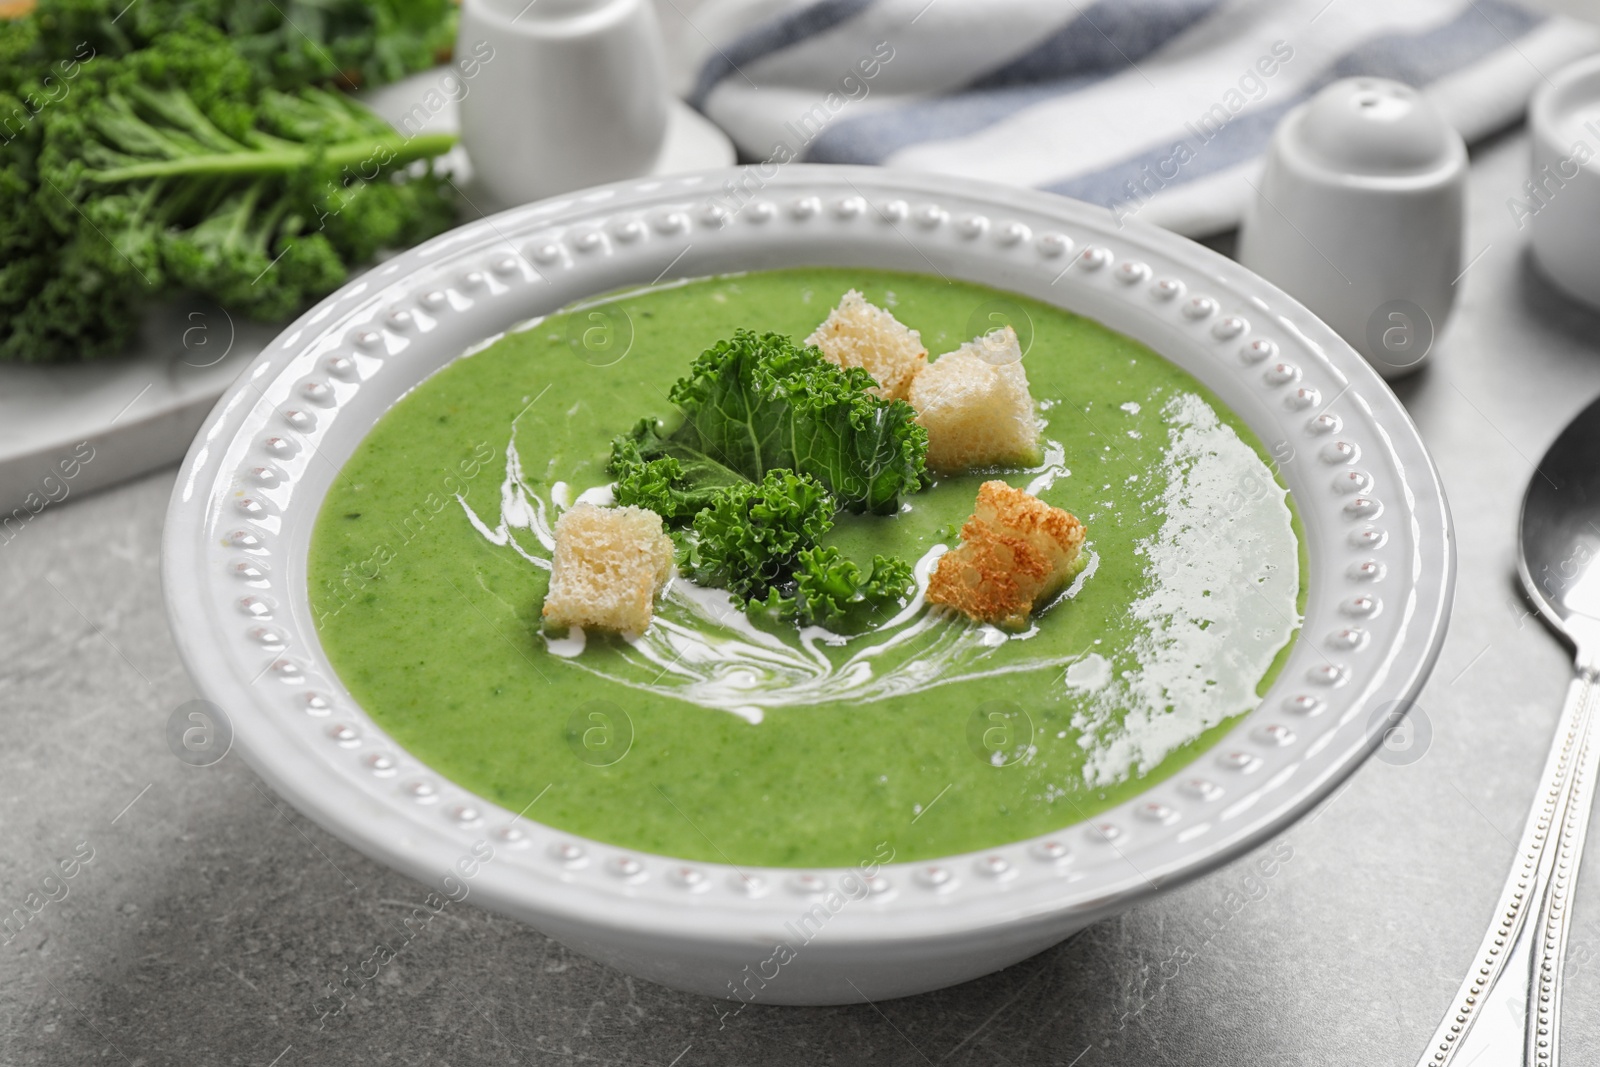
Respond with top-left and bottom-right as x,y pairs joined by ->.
674,0 -> 1600,235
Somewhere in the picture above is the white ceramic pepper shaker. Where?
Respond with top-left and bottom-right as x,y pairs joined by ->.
456,0 -> 670,207
1238,78 -> 1467,380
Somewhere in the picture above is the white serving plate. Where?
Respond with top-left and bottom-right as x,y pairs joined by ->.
162,165 -> 1453,1005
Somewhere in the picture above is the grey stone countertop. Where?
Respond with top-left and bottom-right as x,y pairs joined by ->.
6,124 -> 1600,1066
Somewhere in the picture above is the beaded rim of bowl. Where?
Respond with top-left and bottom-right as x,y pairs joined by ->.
163,165 -> 1452,942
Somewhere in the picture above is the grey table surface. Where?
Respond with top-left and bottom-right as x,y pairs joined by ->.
6,123 -> 1600,1067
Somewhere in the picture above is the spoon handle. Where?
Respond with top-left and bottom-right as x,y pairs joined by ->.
1527,672 -> 1600,1067
1417,671 -> 1600,1067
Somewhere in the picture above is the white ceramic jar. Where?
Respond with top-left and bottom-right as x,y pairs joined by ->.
456,0 -> 670,207
1239,78 -> 1467,380
1528,54 -> 1600,312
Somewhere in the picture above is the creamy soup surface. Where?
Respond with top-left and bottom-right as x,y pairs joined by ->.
307,268 -> 1303,867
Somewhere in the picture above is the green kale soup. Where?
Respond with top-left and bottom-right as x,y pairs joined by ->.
308,268 -> 1304,867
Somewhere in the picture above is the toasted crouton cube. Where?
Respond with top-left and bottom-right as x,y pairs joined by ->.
542,504 -> 675,635
907,326 -> 1040,472
926,481 -> 1085,630
804,289 -> 927,401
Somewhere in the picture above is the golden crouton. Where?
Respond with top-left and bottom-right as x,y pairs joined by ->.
542,504 -> 675,635
908,327 -> 1040,473
926,481 -> 1085,630
805,289 -> 927,401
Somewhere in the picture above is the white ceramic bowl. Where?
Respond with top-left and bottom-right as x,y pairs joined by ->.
162,166 -> 1453,1005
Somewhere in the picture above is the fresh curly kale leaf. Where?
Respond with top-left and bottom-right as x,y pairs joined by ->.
759,547 -> 916,630
659,330 -> 927,515
685,470 -> 836,601
1,26 -> 459,361
0,75 -> 147,361
31,0 -> 457,90
609,418 -> 749,522
0,17 -> 44,96
801,549 -> 916,626
154,178 -> 348,319
0,229 -> 143,362
609,331 -> 928,516
39,54 -> 456,314
603,329 -> 925,627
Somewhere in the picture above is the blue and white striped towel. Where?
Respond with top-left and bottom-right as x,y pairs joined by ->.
672,0 -> 1600,235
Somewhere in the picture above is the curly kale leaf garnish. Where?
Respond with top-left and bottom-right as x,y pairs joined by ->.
608,417 -> 749,523
756,547 -> 916,630
613,330 -> 926,516
684,470 -> 836,602
602,329 -> 926,632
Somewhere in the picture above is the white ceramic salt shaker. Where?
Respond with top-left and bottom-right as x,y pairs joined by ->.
1528,54 -> 1600,311
456,0 -> 670,207
1238,78 -> 1466,379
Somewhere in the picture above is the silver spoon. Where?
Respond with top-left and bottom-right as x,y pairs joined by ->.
1418,393 -> 1600,1067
